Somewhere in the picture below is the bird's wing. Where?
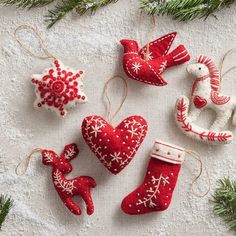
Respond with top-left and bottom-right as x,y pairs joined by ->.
139,32 -> 177,60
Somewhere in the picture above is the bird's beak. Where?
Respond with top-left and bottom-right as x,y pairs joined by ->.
120,39 -> 126,45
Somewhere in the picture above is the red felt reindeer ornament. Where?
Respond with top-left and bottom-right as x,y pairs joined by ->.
120,32 -> 190,86
16,144 -> 96,216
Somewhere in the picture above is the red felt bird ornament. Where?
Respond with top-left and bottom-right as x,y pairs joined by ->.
120,32 -> 190,86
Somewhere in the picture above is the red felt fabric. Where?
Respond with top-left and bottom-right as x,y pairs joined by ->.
82,115 -> 148,175
120,32 -> 190,86
121,158 -> 181,215
41,144 -> 96,215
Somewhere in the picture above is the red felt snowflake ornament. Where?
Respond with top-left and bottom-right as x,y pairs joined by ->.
32,60 -> 87,117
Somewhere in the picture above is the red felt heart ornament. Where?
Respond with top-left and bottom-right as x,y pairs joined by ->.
193,95 -> 207,109
82,115 -> 148,174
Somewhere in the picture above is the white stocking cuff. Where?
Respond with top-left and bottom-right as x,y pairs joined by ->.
150,140 -> 185,164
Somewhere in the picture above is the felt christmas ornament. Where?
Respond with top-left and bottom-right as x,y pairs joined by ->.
32,59 -> 87,117
175,54 -> 236,144
16,144 -> 96,216
121,140 -> 185,215
14,25 -> 87,117
121,140 -> 210,215
82,115 -> 148,175
82,76 -> 148,174
120,32 -> 190,86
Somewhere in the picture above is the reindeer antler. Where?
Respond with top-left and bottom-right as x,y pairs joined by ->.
62,143 -> 79,161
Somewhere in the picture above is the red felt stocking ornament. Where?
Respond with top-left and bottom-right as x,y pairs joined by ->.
16,144 -> 96,216
121,140 -> 210,215
82,76 -> 148,175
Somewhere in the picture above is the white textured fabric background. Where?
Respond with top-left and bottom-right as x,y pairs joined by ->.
0,1 -> 236,235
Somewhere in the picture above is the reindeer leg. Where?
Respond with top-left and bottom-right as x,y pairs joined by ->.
64,197 -> 81,215
210,110 -> 232,131
80,190 -> 94,215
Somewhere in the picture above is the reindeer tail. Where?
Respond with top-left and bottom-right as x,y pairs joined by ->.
167,45 -> 190,66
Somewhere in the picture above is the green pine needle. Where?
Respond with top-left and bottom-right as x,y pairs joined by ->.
75,0 -> 118,15
45,0 -> 80,28
45,0 -> 118,28
211,177 -> 236,232
0,0 -> 235,26
0,195 -> 13,230
0,0 -> 54,9
140,0 -> 236,21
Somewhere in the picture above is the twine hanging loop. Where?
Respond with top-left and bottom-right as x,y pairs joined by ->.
103,75 -> 128,124
15,148 -> 43,176
14,25 -> 56,60
184,149 -> 211,197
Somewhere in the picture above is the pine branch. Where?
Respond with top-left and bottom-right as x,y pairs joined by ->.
45,0 -> 80,28
75,0 -> 118,15
211,177 -> 236,232
0,0 -> 54,9
0,195 -> 13,230
140,0 -> 236,21
45,0 -> 118,28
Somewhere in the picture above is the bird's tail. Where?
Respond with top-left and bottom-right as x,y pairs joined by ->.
167,45 -> 190,66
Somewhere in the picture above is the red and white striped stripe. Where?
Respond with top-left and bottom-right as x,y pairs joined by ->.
173,49 -> 189,62
197,55 -> 220,92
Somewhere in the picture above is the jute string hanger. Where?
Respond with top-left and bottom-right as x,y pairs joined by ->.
219,48 -> 236,86
103,75 -> 128,125
14,25 -> 56,60
137,14 -> 157,61
15,148 -> 43,176
184,149 -> 210,197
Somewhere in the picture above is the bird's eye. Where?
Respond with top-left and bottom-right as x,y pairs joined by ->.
198,67 -> 202,70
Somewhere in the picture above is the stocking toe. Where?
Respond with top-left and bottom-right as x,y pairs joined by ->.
121,195 -> 136,215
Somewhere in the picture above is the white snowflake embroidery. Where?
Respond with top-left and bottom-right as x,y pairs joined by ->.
64,147 -> 76,160
84,116 -> 147,170
53,169 -> 76,194
142,50 -> 153,61
110,152 -> 122,163
90,124 -> 102,137
132,62 -> 142,74
127,126 -> 138,138
136,174 -> 169,208
44,152 -> 54,163
119,118 -> 147,168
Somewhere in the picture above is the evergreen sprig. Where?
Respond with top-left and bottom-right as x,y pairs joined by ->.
0,0 -> 53,9
140,0 -> 236,21
0,195 -> 13,230
211,177 -> 236,232
0,0 -> 235,27
45,0 -> 118,28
